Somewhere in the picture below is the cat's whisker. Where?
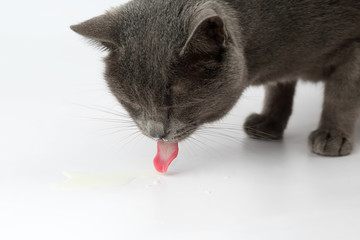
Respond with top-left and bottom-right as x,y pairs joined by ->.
200,126 -> 244,135
82,117 -> 136,125
96,125 -> 138,133
133,134 -> 146,149
198,124 -> 245,136
189,135 -> 230,158
207,121 -> 278,139
193,133 -> 229,147
100,127 -> 137,138
187,136 -> 212,154
122,131 -> 143,149
181,140 -> 197,156
242,127 -> 274,138
195,131 -> 258,153
195,123 -> 260,151
111,130 -> 142,150
195,131 -> 247,149
196,131 -> 243,144
243,126 -> 280,140
73,103 -> 129,118
210,122 -> 243,128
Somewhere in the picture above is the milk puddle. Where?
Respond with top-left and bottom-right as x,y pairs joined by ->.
54,170 -> 158,190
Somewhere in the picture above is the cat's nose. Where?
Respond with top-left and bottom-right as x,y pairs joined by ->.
148,121 -> 166,140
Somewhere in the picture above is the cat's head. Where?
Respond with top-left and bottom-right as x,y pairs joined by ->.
71,0 -> 246,142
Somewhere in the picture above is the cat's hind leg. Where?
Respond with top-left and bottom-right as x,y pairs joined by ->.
244,81 -> 297,140
309,47 -> 360,156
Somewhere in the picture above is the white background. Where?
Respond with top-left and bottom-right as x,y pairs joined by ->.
1,1 -> 360,239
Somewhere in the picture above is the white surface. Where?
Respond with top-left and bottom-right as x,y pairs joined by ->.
1,1 -> 360,239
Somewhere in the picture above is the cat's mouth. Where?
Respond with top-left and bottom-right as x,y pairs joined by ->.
137,120 -> 198,143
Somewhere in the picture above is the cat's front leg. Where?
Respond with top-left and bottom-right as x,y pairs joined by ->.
309,50 -> 360,156
244,81 -> 297,140
309,95 -> 359,156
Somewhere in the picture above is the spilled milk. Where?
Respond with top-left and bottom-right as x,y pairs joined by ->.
54,170 -> 158,190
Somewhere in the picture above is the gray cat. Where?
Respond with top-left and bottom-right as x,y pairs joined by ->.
71,0 -> 360,156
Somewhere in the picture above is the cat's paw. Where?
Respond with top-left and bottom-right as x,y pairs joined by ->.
243,113 -> 284,140
308,129 -> 352,156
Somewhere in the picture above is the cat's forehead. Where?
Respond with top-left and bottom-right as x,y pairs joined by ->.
117,40 -> 172,85
116,7 -> 185,85
119,0 -> 186,44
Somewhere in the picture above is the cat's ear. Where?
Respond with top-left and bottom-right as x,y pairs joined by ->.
180,8 -> 228,56
70,13 -> 118,45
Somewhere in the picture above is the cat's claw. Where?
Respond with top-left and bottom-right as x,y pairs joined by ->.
308,129 -> 352,156
243,113 -> 284,140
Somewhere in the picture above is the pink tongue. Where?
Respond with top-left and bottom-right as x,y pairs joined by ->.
153,141 -> 179,173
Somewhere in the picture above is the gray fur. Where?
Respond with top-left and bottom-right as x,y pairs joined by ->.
71,0 -> 360,156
